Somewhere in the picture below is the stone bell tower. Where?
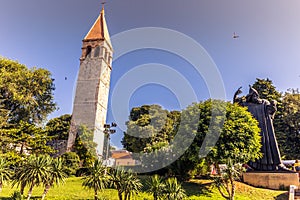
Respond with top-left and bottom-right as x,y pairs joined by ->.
67,6 -> 113,157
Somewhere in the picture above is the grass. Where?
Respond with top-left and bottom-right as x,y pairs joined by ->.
0,177 -> 288,200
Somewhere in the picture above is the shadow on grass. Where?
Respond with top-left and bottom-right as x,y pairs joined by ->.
0,196 -> 42,200
183,180 -> 213,197
275,192 -> 289,200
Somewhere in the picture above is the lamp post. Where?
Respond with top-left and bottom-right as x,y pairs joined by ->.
103,122 -> 117,166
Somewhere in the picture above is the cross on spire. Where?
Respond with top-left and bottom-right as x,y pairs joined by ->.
101,1 -> 106,9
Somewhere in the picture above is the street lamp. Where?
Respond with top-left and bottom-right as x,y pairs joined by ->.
103,122 -> 117,165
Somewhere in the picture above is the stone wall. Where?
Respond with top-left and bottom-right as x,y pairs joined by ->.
243,172 -> 299,190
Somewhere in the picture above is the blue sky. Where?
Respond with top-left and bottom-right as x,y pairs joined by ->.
1,0 -> 300,148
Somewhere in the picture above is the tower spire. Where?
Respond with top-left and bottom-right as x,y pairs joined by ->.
84,2 -> 112,48
101,1 -> 106,14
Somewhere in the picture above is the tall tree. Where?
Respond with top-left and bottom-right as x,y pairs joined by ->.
0,58 -> 56,160
279,89 -> 300,159
252,78 -> 282,103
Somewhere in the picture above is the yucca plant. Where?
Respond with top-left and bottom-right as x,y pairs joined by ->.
82,160 -> 109,200
163,177 -> 186,200
0,157 -> 11,192
41,157 -> 67,200
12,155 -> 50,200
146,174 -> 165,200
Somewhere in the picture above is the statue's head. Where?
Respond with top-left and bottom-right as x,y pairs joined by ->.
246,86 -> 260,103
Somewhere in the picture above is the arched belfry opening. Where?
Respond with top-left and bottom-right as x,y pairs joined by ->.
86,46 -> 92,58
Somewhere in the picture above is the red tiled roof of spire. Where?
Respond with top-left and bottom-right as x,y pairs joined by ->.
84,7 -> 112,47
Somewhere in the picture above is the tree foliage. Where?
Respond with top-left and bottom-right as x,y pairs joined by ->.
123,101 -> 261,179
74,125 -> 97,167
0,58 -> 56,161
278,89 -> 300,159
173,100 -> 261,178
0,58 -> 56,125
45,114 -> 71,140
122,105 -> 180,153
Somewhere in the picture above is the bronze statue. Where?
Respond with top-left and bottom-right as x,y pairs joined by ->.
234,85 -> 285,171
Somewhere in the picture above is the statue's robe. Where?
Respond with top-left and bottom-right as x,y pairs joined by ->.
242,100 -> 281,171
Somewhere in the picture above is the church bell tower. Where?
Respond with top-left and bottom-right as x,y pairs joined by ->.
67,6 -> 113,157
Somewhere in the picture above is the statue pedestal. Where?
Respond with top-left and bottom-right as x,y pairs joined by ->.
243,171 -> 299,190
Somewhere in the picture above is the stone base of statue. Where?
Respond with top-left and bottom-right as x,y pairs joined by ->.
243,171 -> 299,190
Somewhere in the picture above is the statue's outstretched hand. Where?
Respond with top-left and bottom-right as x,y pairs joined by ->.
233,87 -> 243,103
235,86 -> 242,95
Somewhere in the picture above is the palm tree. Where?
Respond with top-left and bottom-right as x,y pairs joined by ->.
0,158 -> 11,192
82,159 -> 108,200
163,177 -> 186,200
146,174 -> 164,200
12,155 -> 50,200
41,157 -> 67,200
109,167 -> 142,200
123,169 -> 142,200
109,167 -> 126,200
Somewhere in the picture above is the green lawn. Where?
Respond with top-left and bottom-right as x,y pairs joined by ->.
0,177 -> 288,200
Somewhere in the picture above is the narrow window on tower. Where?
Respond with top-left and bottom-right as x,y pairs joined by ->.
86,46 -> 92,58
94,46 -> 100,57
108,53 -> 112,64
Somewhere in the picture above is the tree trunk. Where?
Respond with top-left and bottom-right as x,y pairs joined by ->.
118,190 -> 123,200
20,182 -> 26,195
128,193 -> 131,200
94,189 -> 98,200
41,184 -> 51,200
20,142 -> 24,154
230,177 -> 235,200
27,184 -> 34,200
215,162 -> 221,175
